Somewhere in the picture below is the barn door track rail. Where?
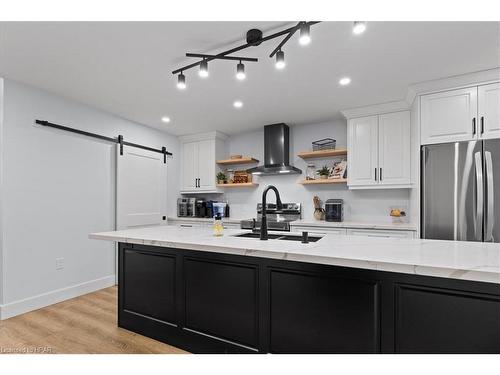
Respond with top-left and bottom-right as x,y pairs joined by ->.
35,119 -> 173,163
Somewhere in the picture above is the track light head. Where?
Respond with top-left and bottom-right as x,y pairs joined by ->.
353,21 -> 366,35
199,59 -> 209,78
177,72 -> 186,89
299,23 -> 311,45
236,62 -> 246,80
275,50 -> 285,70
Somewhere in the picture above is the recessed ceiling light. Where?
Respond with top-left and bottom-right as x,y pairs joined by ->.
233,101 -> 243,108
161,116 -> 171,123
353,21 -> 366,35
339,77 -> 351,86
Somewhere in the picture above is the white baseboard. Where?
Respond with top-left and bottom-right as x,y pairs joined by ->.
0,275 -> 116,320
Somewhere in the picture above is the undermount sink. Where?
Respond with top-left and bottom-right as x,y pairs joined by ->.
233,232 -> 323,242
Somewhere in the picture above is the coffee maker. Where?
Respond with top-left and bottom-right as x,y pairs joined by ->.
195,198 -> 207,218
177,197 -> 196,217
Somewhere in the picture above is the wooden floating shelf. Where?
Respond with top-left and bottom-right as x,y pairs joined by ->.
216,157 -> 259,165
299,178 -> 347,185
297,148 -> 347,159
216,182 -> 259,188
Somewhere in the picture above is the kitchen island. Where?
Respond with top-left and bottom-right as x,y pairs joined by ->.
90,226 -> 500,354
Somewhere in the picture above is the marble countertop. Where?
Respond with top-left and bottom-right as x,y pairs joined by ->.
90,226 -> 500,284
290,219 -> 417,231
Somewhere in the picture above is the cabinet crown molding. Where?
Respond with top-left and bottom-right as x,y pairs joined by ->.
341,101 -> 410,120
340,68 -> 500,119
408,67 -> 500,101
179,131 -> 228,143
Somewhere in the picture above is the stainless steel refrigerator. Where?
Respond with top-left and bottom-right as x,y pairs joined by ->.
422,139 -> 499,242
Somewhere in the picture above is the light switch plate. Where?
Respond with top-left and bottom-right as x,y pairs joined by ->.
55,257 -> 64,270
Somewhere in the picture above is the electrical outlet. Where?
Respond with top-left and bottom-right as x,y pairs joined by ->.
55,257 -> 64,270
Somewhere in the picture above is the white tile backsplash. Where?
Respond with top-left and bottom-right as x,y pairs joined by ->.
220,119 -> 411,222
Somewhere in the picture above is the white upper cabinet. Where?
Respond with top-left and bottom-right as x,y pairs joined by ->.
348,111 -> 411,189
179,132 -> 227,193
196,139 -> 216,190
378,111 -> 411,185
478,82 -> 500,140
420,87 -> 478,145
182,141 -> 198,191
348,115 -> 378,186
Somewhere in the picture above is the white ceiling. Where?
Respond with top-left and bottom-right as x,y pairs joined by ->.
1,21 -> 499,135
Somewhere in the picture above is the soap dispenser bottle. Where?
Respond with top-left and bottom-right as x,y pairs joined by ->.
213,213 -> 224,237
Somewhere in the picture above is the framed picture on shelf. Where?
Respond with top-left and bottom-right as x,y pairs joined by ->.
330,159 -> 347,179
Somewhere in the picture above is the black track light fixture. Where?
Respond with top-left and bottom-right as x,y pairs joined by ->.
172,22 -> 321,84
177,72 -> 186,89
299,23 -> 311,45
275,50 -> 285,69
236,61 -> 246,80
199,59 -> 208,78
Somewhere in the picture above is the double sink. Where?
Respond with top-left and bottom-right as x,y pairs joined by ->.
234,232 -> 323,242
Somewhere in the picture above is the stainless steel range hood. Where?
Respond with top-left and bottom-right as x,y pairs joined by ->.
247,123 -> 302,175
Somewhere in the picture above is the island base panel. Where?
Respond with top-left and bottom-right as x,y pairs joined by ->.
118,243 -> 500,354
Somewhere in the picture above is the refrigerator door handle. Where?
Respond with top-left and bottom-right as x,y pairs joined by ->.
474,152 -> 484,241
485,151 -> 494,242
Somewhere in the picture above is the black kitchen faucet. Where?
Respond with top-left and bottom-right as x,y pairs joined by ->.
260,185 -> 283,240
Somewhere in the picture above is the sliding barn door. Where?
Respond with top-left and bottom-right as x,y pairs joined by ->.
116,146 -> 168,231
115,145 -> 168,283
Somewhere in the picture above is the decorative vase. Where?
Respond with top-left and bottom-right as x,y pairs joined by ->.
314,208 -> 324,220
319,175 -> 328,180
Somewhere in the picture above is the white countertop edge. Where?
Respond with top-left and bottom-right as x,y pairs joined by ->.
89,231 -> 500,285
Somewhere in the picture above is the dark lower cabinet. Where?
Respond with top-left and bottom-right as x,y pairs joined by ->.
395,284 -> 500,353
122,249 -> 176,324
184,257 -> 259,350
118,243 -> 500,354
269,269 -> 379,353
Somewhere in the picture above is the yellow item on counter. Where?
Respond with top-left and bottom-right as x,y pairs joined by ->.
213,215 -> 224,236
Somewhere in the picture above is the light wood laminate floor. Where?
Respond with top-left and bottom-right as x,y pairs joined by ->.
0,286 -> 187,354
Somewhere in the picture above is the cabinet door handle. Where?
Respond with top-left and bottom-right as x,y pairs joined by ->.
472,117 -> 476,135
380,168 -> 383,181
481,116 -> 484,135
374,168 -> 378,182
197,178 -> 200,188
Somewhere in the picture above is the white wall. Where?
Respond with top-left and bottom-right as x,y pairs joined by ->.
409,96 -> 421,236
222,120 -> 410,222
0,78 -> 4,306
0,79 -> 179,318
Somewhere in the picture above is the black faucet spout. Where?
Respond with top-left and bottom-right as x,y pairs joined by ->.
260,185 -> 283,240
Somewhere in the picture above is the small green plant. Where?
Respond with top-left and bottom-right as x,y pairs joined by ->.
316,165 -> 330,177
216,172 -> 227,182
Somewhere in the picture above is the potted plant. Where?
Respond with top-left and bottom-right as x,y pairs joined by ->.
316,165 -> 330,180
216,172 -> 227,184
